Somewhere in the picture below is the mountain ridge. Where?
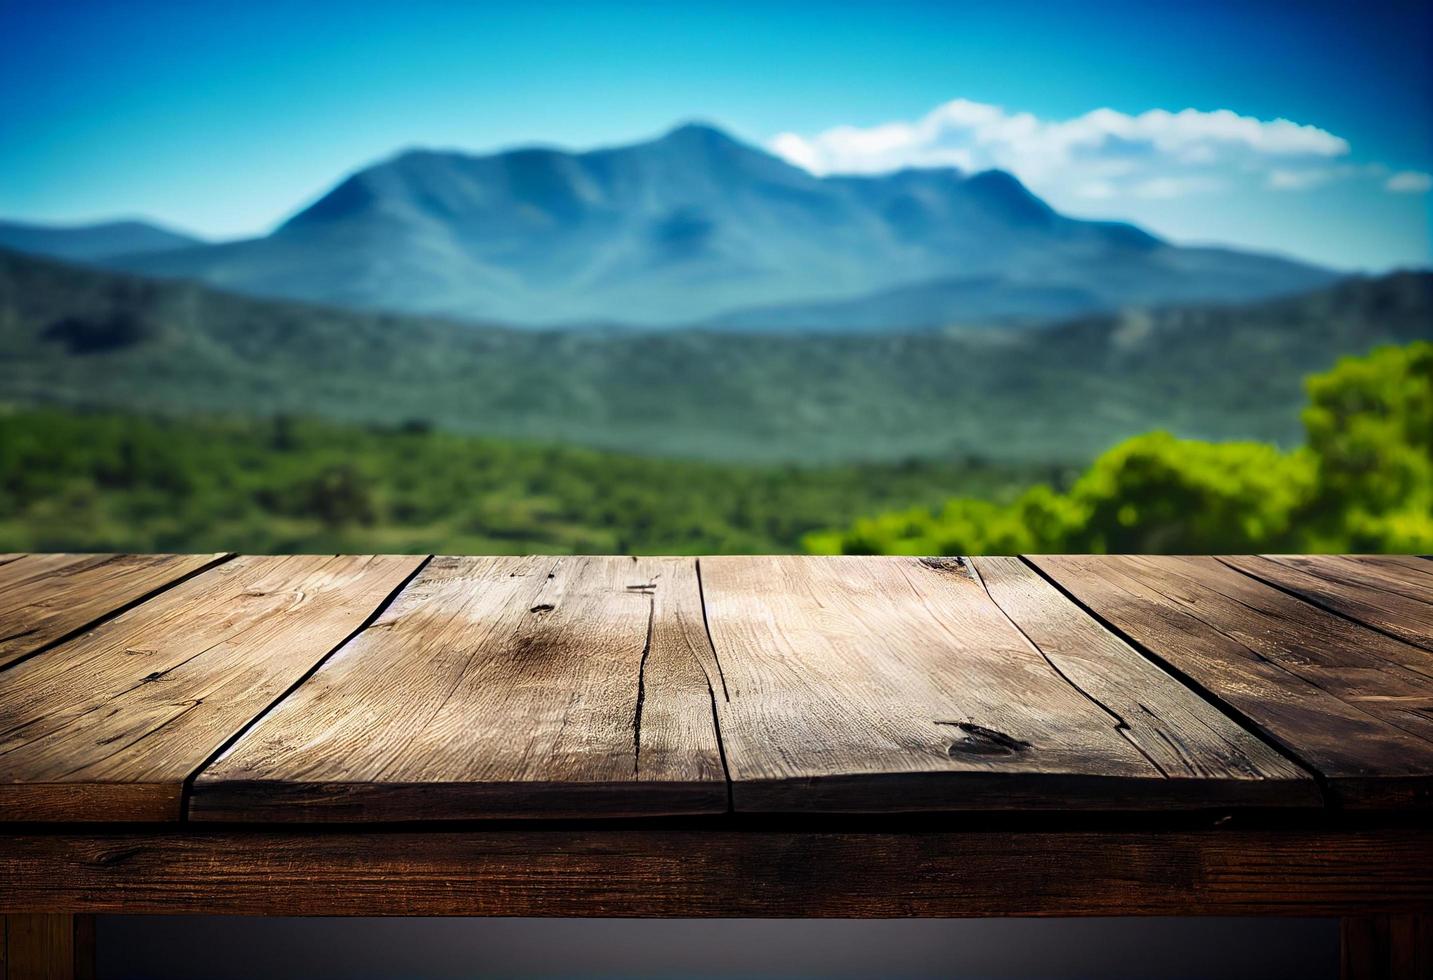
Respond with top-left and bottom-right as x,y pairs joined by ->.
22,122 -> 1337,330
2,247 -> 1424,463
0,218 -> 202,263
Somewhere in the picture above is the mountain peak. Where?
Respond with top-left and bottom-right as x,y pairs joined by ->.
99,125 -> 1336,329
961,169 -> 1058,226
659,120 -> 741,144
645,121 -> 770,166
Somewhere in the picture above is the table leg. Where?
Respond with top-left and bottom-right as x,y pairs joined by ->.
1342,914 -> 1432,980
2,915 -> 94,980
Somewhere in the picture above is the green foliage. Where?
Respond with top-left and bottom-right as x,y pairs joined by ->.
1300,342 -> 1433,551
41,310 -> 154,354
1061,435 -> 1316,553
809,342 -> 1433,555
3,249 -> 1430,465
2,324 -> 1426,559
0,411 -> 1040,555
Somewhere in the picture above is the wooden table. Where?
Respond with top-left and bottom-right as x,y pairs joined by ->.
1,553 -> 1430,979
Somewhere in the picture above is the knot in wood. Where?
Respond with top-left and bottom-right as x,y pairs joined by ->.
940,721 -> 1031,757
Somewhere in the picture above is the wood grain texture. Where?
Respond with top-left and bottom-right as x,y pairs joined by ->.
1342,914 -> 1433,980
0,554 -> 225,669
971,557 -> 1315,804
191,556 -> 727,822
71,915 -> 94,980
0,555 -> 423,821
2,913 -> 92,980
1221,555 -> 1433,651
698,555 -> 1304,812
1,826 -> 1429,918
1032,555 -> 1433,808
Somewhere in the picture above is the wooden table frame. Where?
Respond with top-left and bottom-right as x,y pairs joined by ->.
3,817 -> 1430,978
2,553 -> 1431,979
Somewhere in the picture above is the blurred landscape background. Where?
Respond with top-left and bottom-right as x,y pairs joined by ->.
1,0 -> 1429,557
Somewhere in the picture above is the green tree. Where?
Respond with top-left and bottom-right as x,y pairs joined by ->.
295,464 -> 377,528
1060,434 -> 1314,554
807,342 -> 1432,555
1299,342 -> 1433,551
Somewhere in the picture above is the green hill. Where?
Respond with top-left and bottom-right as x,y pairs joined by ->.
1,249 -> 1427,464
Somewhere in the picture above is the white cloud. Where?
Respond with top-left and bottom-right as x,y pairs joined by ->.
1132,176 -> 1225,199
1268,168 -> 1337,191
1266,162 -> 1395,192
768,98 -> 1357,204
767,132 -> 823,173
1074,180 -> 1118,200
1386,170 -> 1432,193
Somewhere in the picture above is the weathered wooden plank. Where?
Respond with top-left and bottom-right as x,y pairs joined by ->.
0,555 -> 423,821
1342,914 -> 1433,980
72,913 -> 95,980
699,555 -> 1306,812
1,913 -> 94,980
1340,555 -> 1433,586
191,556 -> 727,822
0,553 -> 226,669
1221,555 -> 1433,651
1,826 -> 1429,918
971,557 -> 1315,802
1032,555 -> 1433,808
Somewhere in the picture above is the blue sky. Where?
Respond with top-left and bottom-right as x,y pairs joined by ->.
1,0 -> 1429,269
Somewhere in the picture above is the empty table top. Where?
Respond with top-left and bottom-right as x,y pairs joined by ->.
2,553 -> 1430,823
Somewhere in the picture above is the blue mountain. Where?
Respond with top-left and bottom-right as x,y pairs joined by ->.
0,219 -> 201,263
95,123 -> 1336,328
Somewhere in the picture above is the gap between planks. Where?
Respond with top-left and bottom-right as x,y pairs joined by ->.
2,553 -> 1374,821
0,553 -> 236,674
0,555 -> 431,822
1214,555 -> 1433,654
1027,555 -> 1433,808
698,555 -> 1316,813
1017,554 -> 1335,804
967,559 -> 1172,779
693,558 -> 735,813
176,555 -> 436,819
194,553 -> 1322,818
188,556 -> 730,821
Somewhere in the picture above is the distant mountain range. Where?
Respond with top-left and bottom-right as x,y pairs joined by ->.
0,219 -> 201,263
3,248 -> 1425,462
2,124 -> 1339,330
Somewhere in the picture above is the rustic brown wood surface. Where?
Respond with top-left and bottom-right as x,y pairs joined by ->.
1,553 -> 1431,817
2,553 -> 1431,977
970,558 -> 1314,800
0,553 -> 224,669
1,913 -> 94,980
1031,554 -> 1433,808
0,550 -> 1427,819
1341,913 -> 1433,980
1220,555 -> 1433,650
699,555 -> 1319,810
2,825 -> 1429,918
191,556 -> 728,821
0,555 -> 423,821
